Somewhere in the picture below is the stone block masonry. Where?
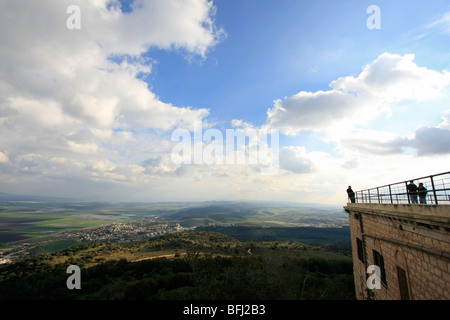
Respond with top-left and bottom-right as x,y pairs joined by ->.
344,203 -> 450,300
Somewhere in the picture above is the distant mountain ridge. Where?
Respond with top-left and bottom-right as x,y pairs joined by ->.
0,192 -> 342,209
0,192 -> 97,202
0,192 -> 61,201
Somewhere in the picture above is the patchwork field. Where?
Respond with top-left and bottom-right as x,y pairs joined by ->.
0,201 -> 166,244
0,200 -> 349,252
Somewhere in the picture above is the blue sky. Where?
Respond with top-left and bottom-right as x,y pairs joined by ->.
0,0 -> 449,204
149,0 -> 449,123
145,0 -> 450,154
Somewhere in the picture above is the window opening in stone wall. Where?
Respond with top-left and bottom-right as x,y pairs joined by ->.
357,238 -> 365,263
397,266 -> 410,300
373,250 -> 387,286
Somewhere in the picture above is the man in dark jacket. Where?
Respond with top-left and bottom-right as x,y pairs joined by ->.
418,182 -> 428,204
407,181 -> 418,204
347,186 -> 356,203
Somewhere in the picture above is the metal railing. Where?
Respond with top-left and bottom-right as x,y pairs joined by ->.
348,171 -> 450,205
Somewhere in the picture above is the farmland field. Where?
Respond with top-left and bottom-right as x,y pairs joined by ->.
1,200 -> 349,249
0,201 -> 166,244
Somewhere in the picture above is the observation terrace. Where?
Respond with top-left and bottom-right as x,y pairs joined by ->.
347,171 -> 450,206
344,171 -> 450,300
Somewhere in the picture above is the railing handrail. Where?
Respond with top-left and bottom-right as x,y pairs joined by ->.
355,171 -> 449,191
348,171 -> 450,205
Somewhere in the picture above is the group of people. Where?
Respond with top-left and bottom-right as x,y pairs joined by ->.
346,181 -> 429,204
407,180 -> 428,204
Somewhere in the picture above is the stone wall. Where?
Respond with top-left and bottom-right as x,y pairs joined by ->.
345,204 -> 450,300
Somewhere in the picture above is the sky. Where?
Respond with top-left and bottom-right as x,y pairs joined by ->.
0,0 -> 450,205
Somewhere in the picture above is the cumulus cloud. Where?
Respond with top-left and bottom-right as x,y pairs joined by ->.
1,1 -> 448,205
267,53 -> 450,136
0,0 -> 220,125
261,52 -> 450,204
267,52 -> 450,160
410,125 -> 450,155
0,0 -> 223,196
267,90 -> 359,135
279,146 -> 315,174
339,129 -> 409,155
437,110 -> 450,130
0,152 -> 9,164
339,111 -> 450,156
141,155 -> 187,176
99,0 -> 225,57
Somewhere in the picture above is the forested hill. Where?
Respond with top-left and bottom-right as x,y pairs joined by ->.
0,231 -> 355,300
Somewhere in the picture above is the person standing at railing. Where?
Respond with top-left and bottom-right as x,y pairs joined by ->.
347,186 -> 356,203
407,181 -> 418,204
418,183 -> 428,204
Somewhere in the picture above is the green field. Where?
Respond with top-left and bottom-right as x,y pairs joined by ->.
1,201 -> 348,245
0,200 -> 354,300
160,201 -> 348,227
0,201 -> 166,243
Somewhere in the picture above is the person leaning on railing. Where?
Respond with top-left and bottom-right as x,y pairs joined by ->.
407,181 -> 418,204
418,183 -> 428,204
347,186 -> 356,203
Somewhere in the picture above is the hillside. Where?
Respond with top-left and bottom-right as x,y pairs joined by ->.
0,231 -> 355,300
197,225 -> 351,254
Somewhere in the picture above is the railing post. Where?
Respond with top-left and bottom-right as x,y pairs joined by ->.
430,175 -> 438,205
405,181 -> 410,204
389,185 -> 393,204
377,187 -> 380,204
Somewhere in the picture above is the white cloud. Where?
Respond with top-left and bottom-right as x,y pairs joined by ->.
260,52 -> 450,204
279,146 -> 315,174
335,110 -> 450,156
339,128 -> 409,156
0,151 -> 8,163
267,90 -> 360,135
8,97 -> 76,129
410,125 -> 450,155
67,141 -> 100,155
437,110 -> 450,130
267,53 -> 450,137
0,0 -> 225,198
0,0 -> 220,129
413,11 -> 450,39
0,2 -> 448,206
267,52 -> 450,159
98,0 -> 225,57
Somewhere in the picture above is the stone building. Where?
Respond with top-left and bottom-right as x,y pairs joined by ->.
345,203 -> 449,300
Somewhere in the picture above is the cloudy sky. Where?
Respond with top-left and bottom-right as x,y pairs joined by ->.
1,0 -> 449,205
